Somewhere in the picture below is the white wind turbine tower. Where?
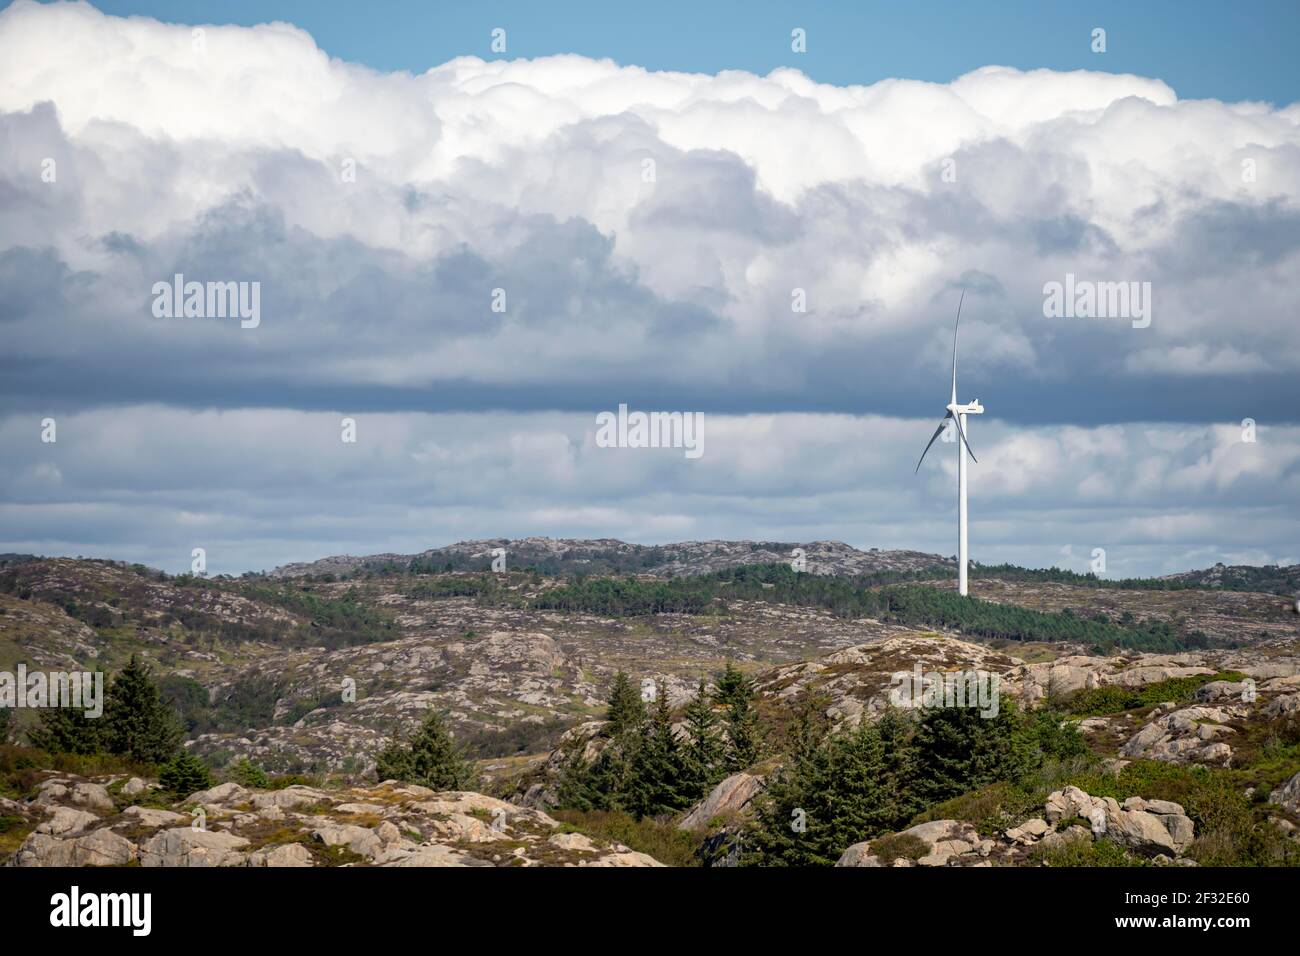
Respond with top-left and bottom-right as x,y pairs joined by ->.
915,291 -> 983,596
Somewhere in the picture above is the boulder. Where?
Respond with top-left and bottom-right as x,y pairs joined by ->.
899,819 -> 979,867
14,828 -> 137,867
35,780 -> 114,812
835,842 -> 883,867
185,782 -> 250,806
121,777 -> 151,797
311,823 -> 384,859
121,806 -> 188,828
1106,808 -> 1181,855
248,843 -> 314,867
678,773 -> 763,830
1005,818 -> 1050,844
36,806 -> 100,836
1269,770 -> 1300,814
140,827 -> 250,867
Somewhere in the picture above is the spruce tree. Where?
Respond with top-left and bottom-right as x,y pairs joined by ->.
375,708 -> 478,791
160,750 -> 213,798
682,678 -> 723,798
103,656 -> 182,764
605,671 -> 644,737
554,733 -> 598,811
716,664 -> 761,772
744,696 -> 919,867
911,700 -> 1035,805
743,689 -> 831,865
626,685 -> 691,818
28,703 -> 106,755
582,737 -> 637,812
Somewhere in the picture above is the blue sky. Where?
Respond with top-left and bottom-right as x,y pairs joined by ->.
1,1 -> 1298,576
74,0 -> 1300,105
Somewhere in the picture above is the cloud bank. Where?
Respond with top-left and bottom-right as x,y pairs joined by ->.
1,1 -> 1297,573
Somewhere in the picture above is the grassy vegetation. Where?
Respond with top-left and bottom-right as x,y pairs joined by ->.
1060,671 -> 1250,716
0,744 -> 155,799
1030,832 -> 1150,866
870,831 -> 928,863
912,752 -> 1300,867
551,808 -> 705,867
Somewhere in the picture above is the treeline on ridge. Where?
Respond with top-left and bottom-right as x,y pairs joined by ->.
532,564 -> 1211,652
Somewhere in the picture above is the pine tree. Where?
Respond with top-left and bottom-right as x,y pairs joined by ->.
103,656 -> 182,764
605,671 -> 644,737
160,750 -> 213,798
0,705 -> 11,745
682,678 -> 723,798
375,709 -> 478,791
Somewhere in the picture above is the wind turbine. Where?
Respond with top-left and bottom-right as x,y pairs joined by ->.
915,291 -> 983,596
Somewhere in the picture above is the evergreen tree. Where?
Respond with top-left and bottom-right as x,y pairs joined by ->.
582,738 -> 637,812
554,733 -> 598,811
160,750 -> 213,798
103,656 -> 182,763
875,707 -> 921,823
626,685 -> 692,818
744,699 -> 917,866
682,678 -> 723,798
716,664 -> 761,772
228,758 -> 270,789
713,661 -> 749,708
0,705 -> 11,745
28,703 -> 105,755
911,701 -> 1034,805
375,708 -> 478,791
743,689 -> 833,866
605,671 -> 644,737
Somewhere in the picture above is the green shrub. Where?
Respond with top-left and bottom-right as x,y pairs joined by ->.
550,808 -> 703,867
1032,833 -> 1147,867
1062,671 -> 1249,717
160,751 -> 213,799
227,758 -> 269,789
870,832 -> 928,863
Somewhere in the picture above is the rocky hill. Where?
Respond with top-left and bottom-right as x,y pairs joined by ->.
267,538 -> 953,580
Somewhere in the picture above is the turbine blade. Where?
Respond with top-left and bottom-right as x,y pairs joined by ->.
950,289 -> 964,405
915,412 -> 952,473
950,410 -> 978,463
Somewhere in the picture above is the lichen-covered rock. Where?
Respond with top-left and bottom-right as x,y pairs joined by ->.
1270,770 -> 1300,814
6,772 -> 662,868
679,773 -> 763,830
36,806 -> 100,836
140,828 -> 251,867
14,828 -> 137,867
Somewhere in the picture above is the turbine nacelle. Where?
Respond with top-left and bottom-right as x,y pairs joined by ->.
948,400 -> 984,416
